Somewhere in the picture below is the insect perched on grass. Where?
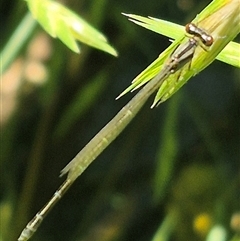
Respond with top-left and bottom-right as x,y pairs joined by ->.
151,22 -> 213,107
17,22 -> 214,241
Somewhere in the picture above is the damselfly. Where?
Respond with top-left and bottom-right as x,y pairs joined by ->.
18,23 -> 213,241
151,22 -> 214,106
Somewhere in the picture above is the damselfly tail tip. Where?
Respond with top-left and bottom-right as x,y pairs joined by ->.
17,227 -> 32,241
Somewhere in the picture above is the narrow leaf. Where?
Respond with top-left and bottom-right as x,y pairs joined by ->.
25,0 -> 118,55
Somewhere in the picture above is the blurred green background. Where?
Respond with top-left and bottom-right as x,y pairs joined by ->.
1,0 -> 240,241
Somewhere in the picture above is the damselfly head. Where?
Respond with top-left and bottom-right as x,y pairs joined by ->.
185,23 -> 214,47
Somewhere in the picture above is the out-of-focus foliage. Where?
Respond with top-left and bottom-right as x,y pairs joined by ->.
25,0 -> 118,55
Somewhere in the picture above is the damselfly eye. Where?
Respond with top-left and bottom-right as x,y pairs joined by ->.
185,23 -> 197,35
203,35 -> 214,46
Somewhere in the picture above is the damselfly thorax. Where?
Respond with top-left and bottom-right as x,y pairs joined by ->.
168,22 -> 213,72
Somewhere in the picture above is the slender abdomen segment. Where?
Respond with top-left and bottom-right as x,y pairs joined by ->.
61,67 -> 171,182
18,179 -> 72,241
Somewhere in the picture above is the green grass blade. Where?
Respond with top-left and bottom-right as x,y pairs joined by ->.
123,14 -> 239,68
120,0 -> 240,106
25,0 -> 118,56
0,12 -> 37,73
